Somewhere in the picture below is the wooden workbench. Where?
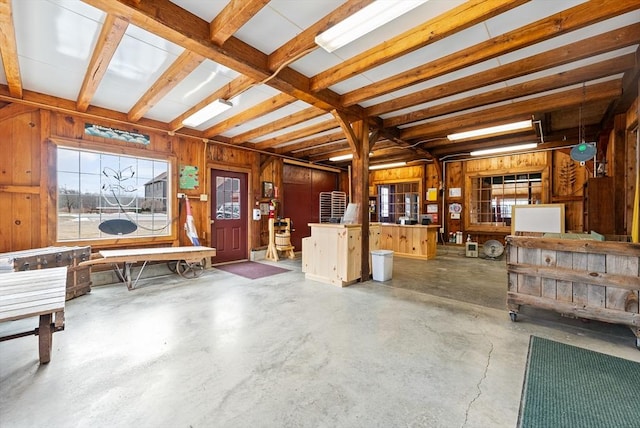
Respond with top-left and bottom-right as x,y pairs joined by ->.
80,246 -> 216,290
0,266 -> 67,364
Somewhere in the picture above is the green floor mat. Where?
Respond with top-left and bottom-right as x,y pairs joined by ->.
518,336 -> 640,428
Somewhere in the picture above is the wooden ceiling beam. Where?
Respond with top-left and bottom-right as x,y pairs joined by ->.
268,0 -> 373,71
128,50 -> 205,122
82,0 -> 364,118
274,131 -> 345,154
311,0 -> 527,92
384,53 -> 636,129
0,85 -> 172,133
77,14 -> 129,112
0,102 -> 38,121
169,75 -> 255,132
307,141 -> 397,162
401,79 -> 622,141
342,0 -> 640,107
600,45 -> 640,127
296,142 -> 352,159
427,133 -> 539,156
231,107 -> 326,144
332,110 -> 360,159
379,128 -> 433,160
204,93 -> 296,138
253,119 -> 338,150
0,0 -> 22,98
369,23 -> 640,118
210,0 -> 270,46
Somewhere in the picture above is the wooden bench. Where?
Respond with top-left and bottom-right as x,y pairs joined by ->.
0,266 -> 67,364
80,246 -> 217,290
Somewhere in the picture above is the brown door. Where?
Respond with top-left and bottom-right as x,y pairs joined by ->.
211,169 -> 247,263
283,165 -> 338,249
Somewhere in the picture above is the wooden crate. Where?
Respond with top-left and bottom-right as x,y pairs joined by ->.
506,236 -> 640,348
0,246 -> 92,300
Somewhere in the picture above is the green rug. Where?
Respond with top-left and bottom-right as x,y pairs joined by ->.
518,336 -> 640,428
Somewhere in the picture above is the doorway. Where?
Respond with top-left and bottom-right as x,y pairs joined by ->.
211,169 -> 248,263
283,164 -> 338,249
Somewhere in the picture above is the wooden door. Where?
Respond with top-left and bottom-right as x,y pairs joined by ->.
283,165 -> 338,249
211,169 -> 247,263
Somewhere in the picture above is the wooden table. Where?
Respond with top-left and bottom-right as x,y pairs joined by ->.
80,246 -> 217,290
0,266 -> 67,364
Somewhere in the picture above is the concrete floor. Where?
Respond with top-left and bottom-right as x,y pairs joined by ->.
1,248 -> 639,428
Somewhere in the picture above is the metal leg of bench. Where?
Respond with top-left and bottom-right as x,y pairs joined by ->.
131,261 -> 149,290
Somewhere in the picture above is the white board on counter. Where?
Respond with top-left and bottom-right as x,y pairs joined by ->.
511,204 -> 565,235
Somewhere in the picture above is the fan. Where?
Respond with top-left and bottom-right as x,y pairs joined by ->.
570,142 -> 596,162
483,240 -> 505,259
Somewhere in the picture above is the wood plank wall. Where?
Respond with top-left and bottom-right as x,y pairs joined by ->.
1,98 -> 638,253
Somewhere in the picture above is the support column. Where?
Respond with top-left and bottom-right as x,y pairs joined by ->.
332,110 -> 371,281
351,120 -> 370,281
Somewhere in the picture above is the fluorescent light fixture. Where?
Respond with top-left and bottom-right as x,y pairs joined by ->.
315,0 -> 428,53
470,143 -> 538,157
329,152 -> 373,162
369,161 -> 406,170
182,99 -> 233,127
447,120 -> 533,141
329,153 -> 354,162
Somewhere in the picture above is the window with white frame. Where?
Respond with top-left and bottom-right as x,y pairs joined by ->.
56,146 -> 171,241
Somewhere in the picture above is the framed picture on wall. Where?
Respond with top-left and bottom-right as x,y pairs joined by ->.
262,181 -> 274,198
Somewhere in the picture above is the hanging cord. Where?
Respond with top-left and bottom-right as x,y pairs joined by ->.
579,82 -> 586,144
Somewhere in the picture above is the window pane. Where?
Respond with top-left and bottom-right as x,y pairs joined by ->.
57,147 -> 171,241
377,182 -> 419,223
470,172 -> 543,226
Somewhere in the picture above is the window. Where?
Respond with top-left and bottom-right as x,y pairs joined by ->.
215,176 -> 241,219
377,182 -> 419,223
469,173 -> 542,226
57,147 -> 171,241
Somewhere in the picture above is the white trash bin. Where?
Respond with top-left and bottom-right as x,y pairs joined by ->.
370,250 -> 393,281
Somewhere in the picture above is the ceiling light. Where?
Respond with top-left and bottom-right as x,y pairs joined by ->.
329,153 -> 354,162
182,99 -> 233,127
315,0 -> 428,53
470,143 -> 538,157
329,152 -> 374,162
369,161 -> 406,170
447,120 -> 533,141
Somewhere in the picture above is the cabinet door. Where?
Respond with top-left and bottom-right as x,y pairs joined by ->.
584,177 -> 614,234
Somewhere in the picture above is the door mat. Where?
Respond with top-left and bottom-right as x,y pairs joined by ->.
518,336 -> 640,428
214,261 -> 290,280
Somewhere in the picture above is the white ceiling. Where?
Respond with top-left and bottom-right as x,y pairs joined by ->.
1,0 -> 638,163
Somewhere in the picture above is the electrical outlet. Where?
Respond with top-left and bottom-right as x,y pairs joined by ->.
200,194 -> 208,201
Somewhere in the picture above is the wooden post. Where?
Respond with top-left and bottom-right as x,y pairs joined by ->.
351,120 -> 370,281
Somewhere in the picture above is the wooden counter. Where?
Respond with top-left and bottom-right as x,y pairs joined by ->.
378,223 -> 439,260
302,223 -> 380,287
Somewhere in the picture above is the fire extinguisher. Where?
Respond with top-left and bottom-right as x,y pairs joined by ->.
269,200 -> 275,218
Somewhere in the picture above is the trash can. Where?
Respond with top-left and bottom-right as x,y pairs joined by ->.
370,250 -> 393,281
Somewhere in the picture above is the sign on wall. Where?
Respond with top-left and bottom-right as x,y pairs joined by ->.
179,165 -> 199,190
84,123 -> 150,145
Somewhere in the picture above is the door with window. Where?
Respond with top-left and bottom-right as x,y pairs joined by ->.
211,169 -> 247,263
